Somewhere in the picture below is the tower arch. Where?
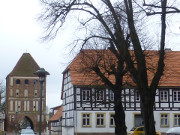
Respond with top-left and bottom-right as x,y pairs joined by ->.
20,116 -> 34,130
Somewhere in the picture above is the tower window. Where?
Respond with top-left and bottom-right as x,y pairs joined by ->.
34,80 -> 38,85
16,79 -> 21,84
16,89 -> 19,97
34,90 -> 38,97
25,79 -> 29,84
24,89 -> 28,97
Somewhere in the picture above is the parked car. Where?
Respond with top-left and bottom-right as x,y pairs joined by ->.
19,128 -> 36,135
128,126 -> 161,135
166,127 -> 180,135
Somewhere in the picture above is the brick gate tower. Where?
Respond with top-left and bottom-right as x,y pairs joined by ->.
6,53 -> 47,133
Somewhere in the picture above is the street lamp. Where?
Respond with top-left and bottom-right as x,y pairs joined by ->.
34,68 -> 49,135
15,111 -> 18,135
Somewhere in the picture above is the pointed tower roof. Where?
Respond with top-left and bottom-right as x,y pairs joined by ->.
8,53 -> 40,76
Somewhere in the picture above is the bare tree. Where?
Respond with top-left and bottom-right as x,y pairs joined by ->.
123,1 -> 180,135
39,0 -> 180,135
76,49 -> 129,135
0,81 -> 6,112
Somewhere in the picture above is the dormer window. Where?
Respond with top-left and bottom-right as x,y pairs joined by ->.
25,79 -> 29,84
16,79 -> 21,84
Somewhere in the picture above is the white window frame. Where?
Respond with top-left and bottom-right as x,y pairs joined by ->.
96,90 -> 104,101
173,91 -> 180,102
109,90 -> 114,101
160,90 -> 168,102
82,90 -> 90,101
82,113 -> 91,127
109,113 -> 115,127
96,113 -> 106,127
174,114 -> 180,126
160,113 -> 169,127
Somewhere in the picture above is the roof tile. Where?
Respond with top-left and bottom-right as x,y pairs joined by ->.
66,50 -> 180,87
49,106 -> 63,122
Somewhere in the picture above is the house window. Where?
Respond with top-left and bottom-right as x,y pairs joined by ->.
96,90 -> 104,101
110,113 -> 115,127
109,90 -> 114,101
82,113 -> 91,127
82,90 -> 90,101
96,113 -> 105,127
24,79 -> 29,84
174,114 -> 180,126
16,79 -> 21,84
173,91 -> 180,102
160,91 -> 168,102
160,114 -> 169,127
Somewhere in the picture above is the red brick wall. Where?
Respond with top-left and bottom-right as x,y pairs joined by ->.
6,76 -> 47,133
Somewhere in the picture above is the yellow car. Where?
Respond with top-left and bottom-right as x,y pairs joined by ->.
128,126 -> 161,135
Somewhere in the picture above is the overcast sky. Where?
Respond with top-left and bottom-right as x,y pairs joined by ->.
0,0 -> 180,109
0,0 -> 76,109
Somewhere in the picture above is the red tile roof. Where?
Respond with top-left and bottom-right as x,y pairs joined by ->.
64,49 -> 180,87
49,106 -> 63,122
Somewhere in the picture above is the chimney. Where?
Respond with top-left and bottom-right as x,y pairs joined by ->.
165,48 -> 172,52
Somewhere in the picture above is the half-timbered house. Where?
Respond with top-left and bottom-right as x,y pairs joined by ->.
61,49 -> 180,135
48,105 -> 63,135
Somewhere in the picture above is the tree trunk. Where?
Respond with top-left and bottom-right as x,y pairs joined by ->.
114,89 -> 127,135
141,91 -> 156,135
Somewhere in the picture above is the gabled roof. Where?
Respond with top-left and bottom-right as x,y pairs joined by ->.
50,105 -> 61,110
8,53 -> 40,77
63,50 -> 115,86
63,49 -> 180,87
49,106 -> 63,122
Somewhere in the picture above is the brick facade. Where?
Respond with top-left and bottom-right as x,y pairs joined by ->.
5,53 -> 47,133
